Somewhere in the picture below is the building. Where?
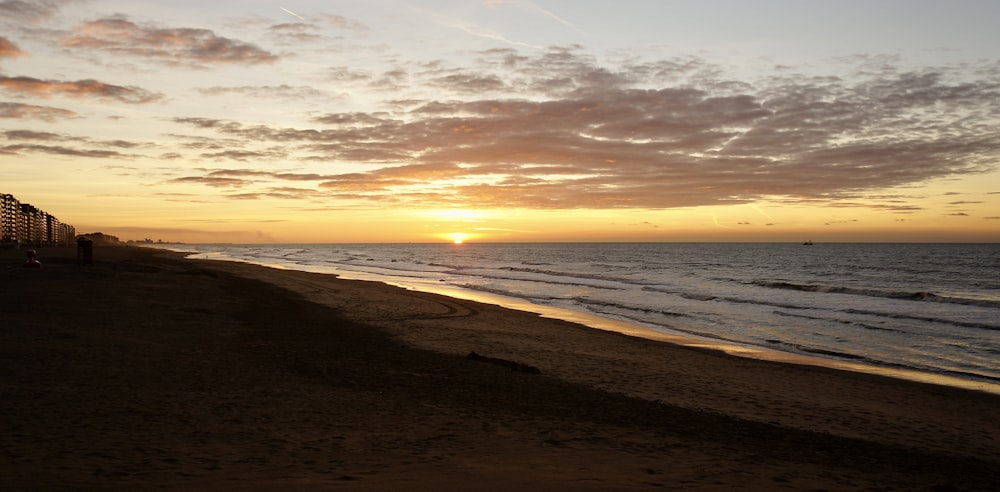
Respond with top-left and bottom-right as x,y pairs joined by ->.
1,193 -> 20,243
0,193 -> 76,246
21,204 -> 46,245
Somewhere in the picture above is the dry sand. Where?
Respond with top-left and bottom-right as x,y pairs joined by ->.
2,244 -> 999,490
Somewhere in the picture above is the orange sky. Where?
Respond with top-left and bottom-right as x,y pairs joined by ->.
2,1 -> 999,243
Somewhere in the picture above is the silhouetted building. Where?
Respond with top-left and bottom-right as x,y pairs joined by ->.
1,194 -> 19,243
0,192 -> 76,246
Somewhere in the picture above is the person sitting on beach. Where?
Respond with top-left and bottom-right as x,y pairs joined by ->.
23,249 -> 41,268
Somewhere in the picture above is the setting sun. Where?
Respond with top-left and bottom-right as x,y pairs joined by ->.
447,233 -> 469,244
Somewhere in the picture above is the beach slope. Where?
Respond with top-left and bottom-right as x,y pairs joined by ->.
2,245 -> 999,490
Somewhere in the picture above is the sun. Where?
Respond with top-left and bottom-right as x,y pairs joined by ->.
447,232 -> 469,244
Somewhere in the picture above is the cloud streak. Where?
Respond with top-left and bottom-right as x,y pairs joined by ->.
0,102 -> 78,121
60,17 -> 278,67
0,75 -> 163,103
0,143 -> 132,159
1,128 -> 145,159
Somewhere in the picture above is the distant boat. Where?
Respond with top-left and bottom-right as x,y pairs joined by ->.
803,240 -> 814,245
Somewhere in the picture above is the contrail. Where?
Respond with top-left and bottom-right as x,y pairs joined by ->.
484,0 -> 584,34
522,1 -> 582,33
399,1 -> 543,50
281,6 -> 306,21
712,212 -> 736,230
453,22 -> 542,49
748,204 -> 774,221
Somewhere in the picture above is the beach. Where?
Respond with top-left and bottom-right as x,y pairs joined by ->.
3,245 -> 999,490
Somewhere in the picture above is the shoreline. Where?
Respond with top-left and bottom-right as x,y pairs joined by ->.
4,245 -> 1000,490
180,246 -> 1000,396
344,274 -> 1000,396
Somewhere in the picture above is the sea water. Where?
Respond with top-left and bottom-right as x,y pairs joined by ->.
168,242 -> 1000,392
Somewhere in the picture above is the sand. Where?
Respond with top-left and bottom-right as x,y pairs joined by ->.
2,244 -> 999,490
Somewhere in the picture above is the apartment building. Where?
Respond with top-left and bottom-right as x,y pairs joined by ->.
0,193 -> 76,246
1,193 -> 19,243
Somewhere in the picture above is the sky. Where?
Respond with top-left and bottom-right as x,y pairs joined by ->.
2,0 -> 999,243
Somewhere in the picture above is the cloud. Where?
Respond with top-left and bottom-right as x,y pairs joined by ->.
268,22 -> 324,43
266,12 -> 368,45
312,112 -> 388,126
3,129 -> 65,141
0,143 -> 132,159
207,169 -> 330,182
0,102 -> 78,121
168,176 -> 253,188
429,73 -> 507,93
196,149 -> 289,162
162,49 -> 1000,210
324,65 -> 408,91
1,129 -> 147,159
318,14 -> 369,32
0,0 -> 64,25
326,66 -> 373,83
196,84 -> 327,100
0,36 -> 26,57
0,75 -> 164,103
60,17 -> 277,67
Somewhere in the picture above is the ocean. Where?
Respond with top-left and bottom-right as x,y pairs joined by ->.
165,242 -> 1000,393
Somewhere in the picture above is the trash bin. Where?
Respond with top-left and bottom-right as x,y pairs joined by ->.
77,237 -> 93,265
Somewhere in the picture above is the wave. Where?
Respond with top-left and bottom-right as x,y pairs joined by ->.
452,270 -> 624,291
766,340 -> 868,361
643,286 -> 807,311
497,266 -> 648,287
842,308 -> 1000,331
773,310 -> 909,333
752,280 -> 1000,309
454,282 -> 565,302
645,285 -> 1000,333
764,339 -> 1000,385
574,297 -> 696,320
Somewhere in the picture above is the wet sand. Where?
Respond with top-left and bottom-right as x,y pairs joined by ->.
2,245 -> 999,490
